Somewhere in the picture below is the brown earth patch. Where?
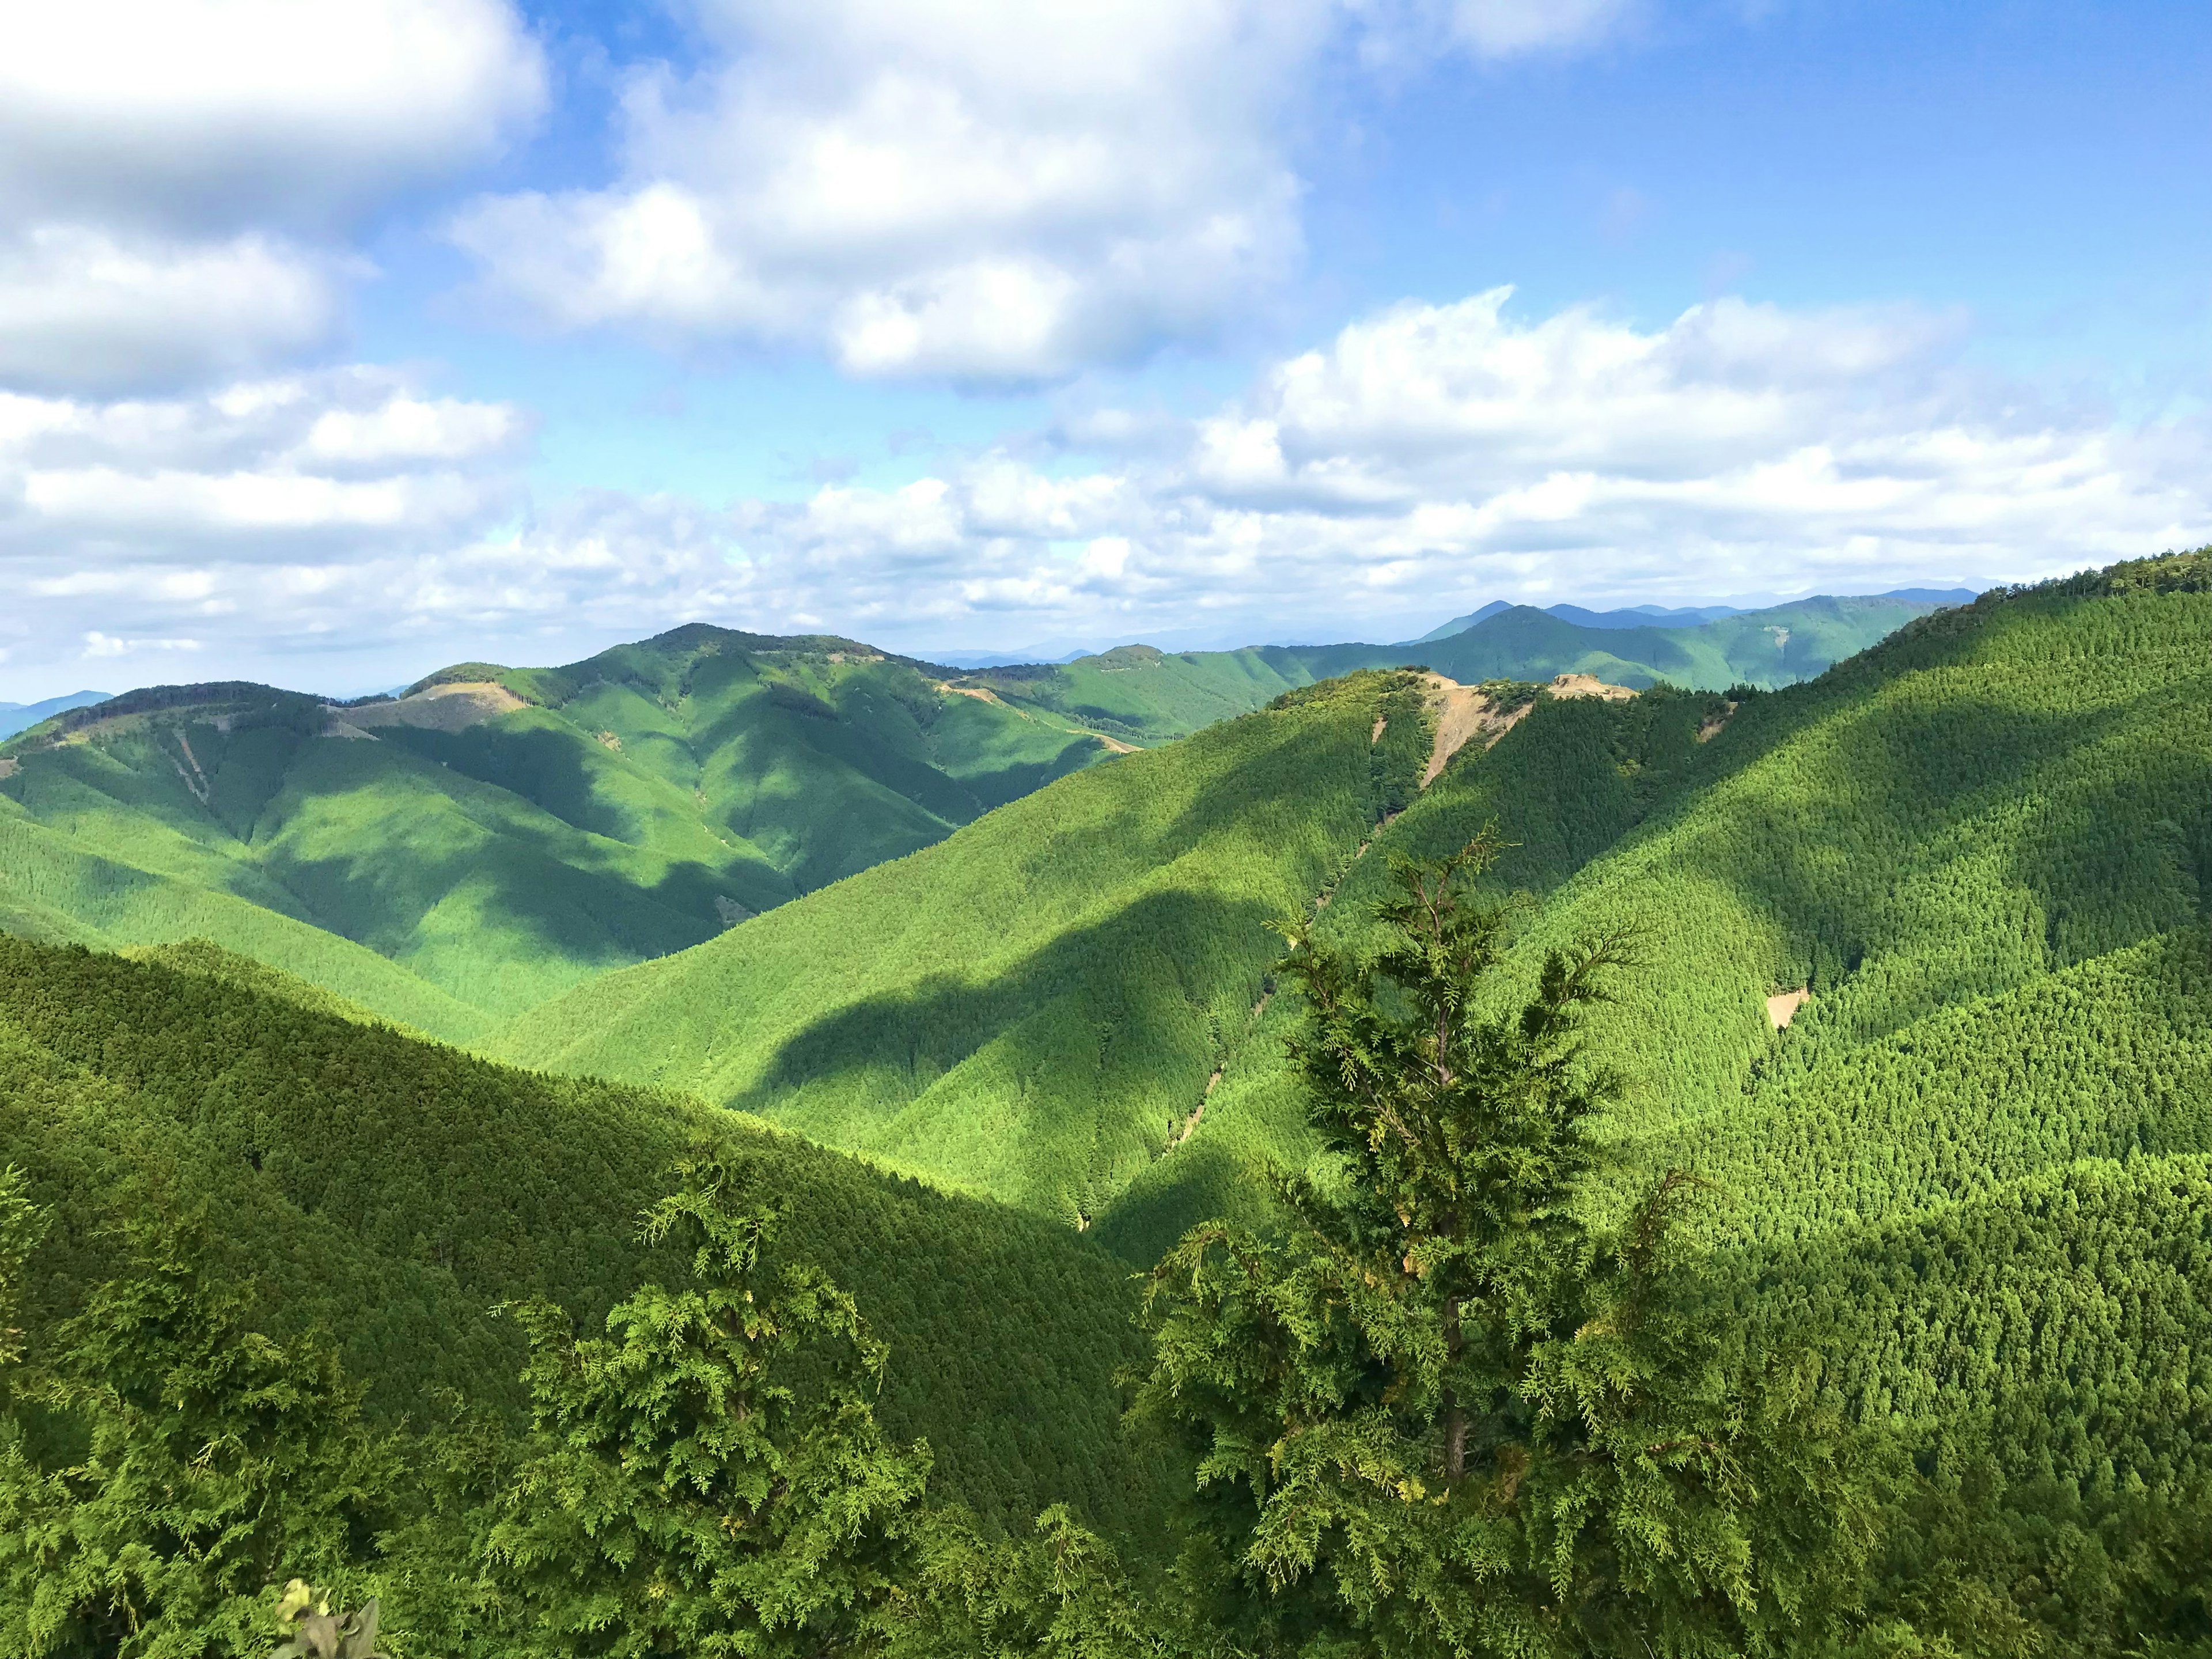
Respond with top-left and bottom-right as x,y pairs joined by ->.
0,757 -> 16,779
1696,699 -> 1741,743
342,681 -> 528,733
941,681 -> 1138,753
1766,989 -> 1809,1029
1548,672 -> 1635,702
1417,674 -> 1537,787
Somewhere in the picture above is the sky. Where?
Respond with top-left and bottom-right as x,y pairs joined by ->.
2,0 -> 2209,700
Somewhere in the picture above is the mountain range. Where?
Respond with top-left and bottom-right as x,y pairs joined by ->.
0,589 -> 1954,1035
2,548 -> 2210,1649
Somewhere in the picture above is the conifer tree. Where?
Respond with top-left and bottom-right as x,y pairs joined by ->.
1134,834 -> 1872,1659
484,1155 -> 932,1658
0,1207 -> 397,1658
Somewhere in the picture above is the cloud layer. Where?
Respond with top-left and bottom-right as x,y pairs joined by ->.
453,0 -> 1333,381
3,289 -> 2202,694
0,0 -> 543,396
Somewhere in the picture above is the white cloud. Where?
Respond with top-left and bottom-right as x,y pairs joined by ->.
2,289 -> 2205,698
0,0 -> 544,230
0,370 -> 524,559
0,226 -> 341,394
83,631 -> 202,658
449,0 -> 1332,380
0,0 -> 542,397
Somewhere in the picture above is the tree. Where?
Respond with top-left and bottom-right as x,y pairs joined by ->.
1133,834 -> 1872,1659
0,1206 -> 397,1659
484,1154 -> 932,1658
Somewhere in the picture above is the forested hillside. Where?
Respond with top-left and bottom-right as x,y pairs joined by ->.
962,592 -> 1942,744
494,669 -> 1445,1227
0,629 -> 1114,1035
3,554 -> 2209,1656
0,936 -> 1154,1534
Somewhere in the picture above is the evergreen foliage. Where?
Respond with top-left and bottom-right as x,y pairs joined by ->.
1135,841 -> 1869,1659
0,935 -> 1153,1535
0,626 -> 1113,1033
483,1160 -> 930,1657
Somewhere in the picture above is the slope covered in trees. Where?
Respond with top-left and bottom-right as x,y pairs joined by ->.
3,554 -> 2209,1656
494,670 -> 1445,1227
0,935 -> 1154,1535
963,593 -> 1943,744
0,630 -> 1113,1035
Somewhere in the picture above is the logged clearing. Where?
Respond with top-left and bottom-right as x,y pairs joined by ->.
1767,988 -> 1809,1028
1419,675 -> 1535,787
1548,672 -> 1635,702
344,681 -> 529,733
946,680 -> 1138,753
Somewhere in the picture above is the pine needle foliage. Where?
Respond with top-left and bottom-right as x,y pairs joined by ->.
1135,838 -> 1872,1659
483,1158 -> 931,1658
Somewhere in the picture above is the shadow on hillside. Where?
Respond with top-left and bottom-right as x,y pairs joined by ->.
1688,686 -> 2210,1025
736,885 -> 1290,1217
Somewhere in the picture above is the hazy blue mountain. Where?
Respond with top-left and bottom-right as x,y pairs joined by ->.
1408,586 -> 1976,646
0,690 -> 110,740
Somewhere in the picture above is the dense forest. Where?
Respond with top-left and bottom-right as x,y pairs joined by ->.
0,593 -> 1936,1049
1,550 -> 2207,1654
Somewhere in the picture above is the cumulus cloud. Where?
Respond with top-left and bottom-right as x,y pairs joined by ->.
0,370 -> 524,563
0,226 -> 343,394
450,0 -> 1341,379
0,0 -> 542,397
4,289 -> 2206,695
0,0 -> 543,230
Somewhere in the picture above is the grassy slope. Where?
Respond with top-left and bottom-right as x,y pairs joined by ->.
0,935 -> 1157,1531
0,629 -> 1110,1032
494,672 -> 1435,1227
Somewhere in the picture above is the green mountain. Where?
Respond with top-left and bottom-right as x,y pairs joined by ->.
484,550 -> 2212,1637
0,597 -> 1944,1041
0,630 -> 1115,1037
5,551 -> 2210,1653
963,592 -> 1948,744
0,690 -> 109,741
509,555 -> 2211,1274
493,668 -> 1446,1229
0,934 -> 1156,1533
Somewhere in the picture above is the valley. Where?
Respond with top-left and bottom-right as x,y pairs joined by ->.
3,552 -> 2209,1654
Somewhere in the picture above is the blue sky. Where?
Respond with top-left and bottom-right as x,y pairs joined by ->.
2,0 -> 2207,698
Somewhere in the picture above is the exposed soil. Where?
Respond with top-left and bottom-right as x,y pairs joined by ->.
321,720 -> 376,741
1766,989 -> 1809,1029
1547,672 -> 1635,703
0,757 -> 17,779
1697,699 -> 1741,743
1417,674 -> 1537,787
343,681 -> 529,734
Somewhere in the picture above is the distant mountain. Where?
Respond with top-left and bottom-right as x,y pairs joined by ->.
0,689 -> 109,740
0,589 -> 1959,1036
1408,586 -> 1974,644
955,592 -> 1956,746
1409,600 -> 1513,642
0,630 -> 1122,1035
503,558 -> 2212,1286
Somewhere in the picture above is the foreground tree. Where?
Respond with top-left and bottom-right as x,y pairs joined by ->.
484,1156 -> 931,1658
0,1205 -> 397,1658
1134,835 -> 1872,1659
